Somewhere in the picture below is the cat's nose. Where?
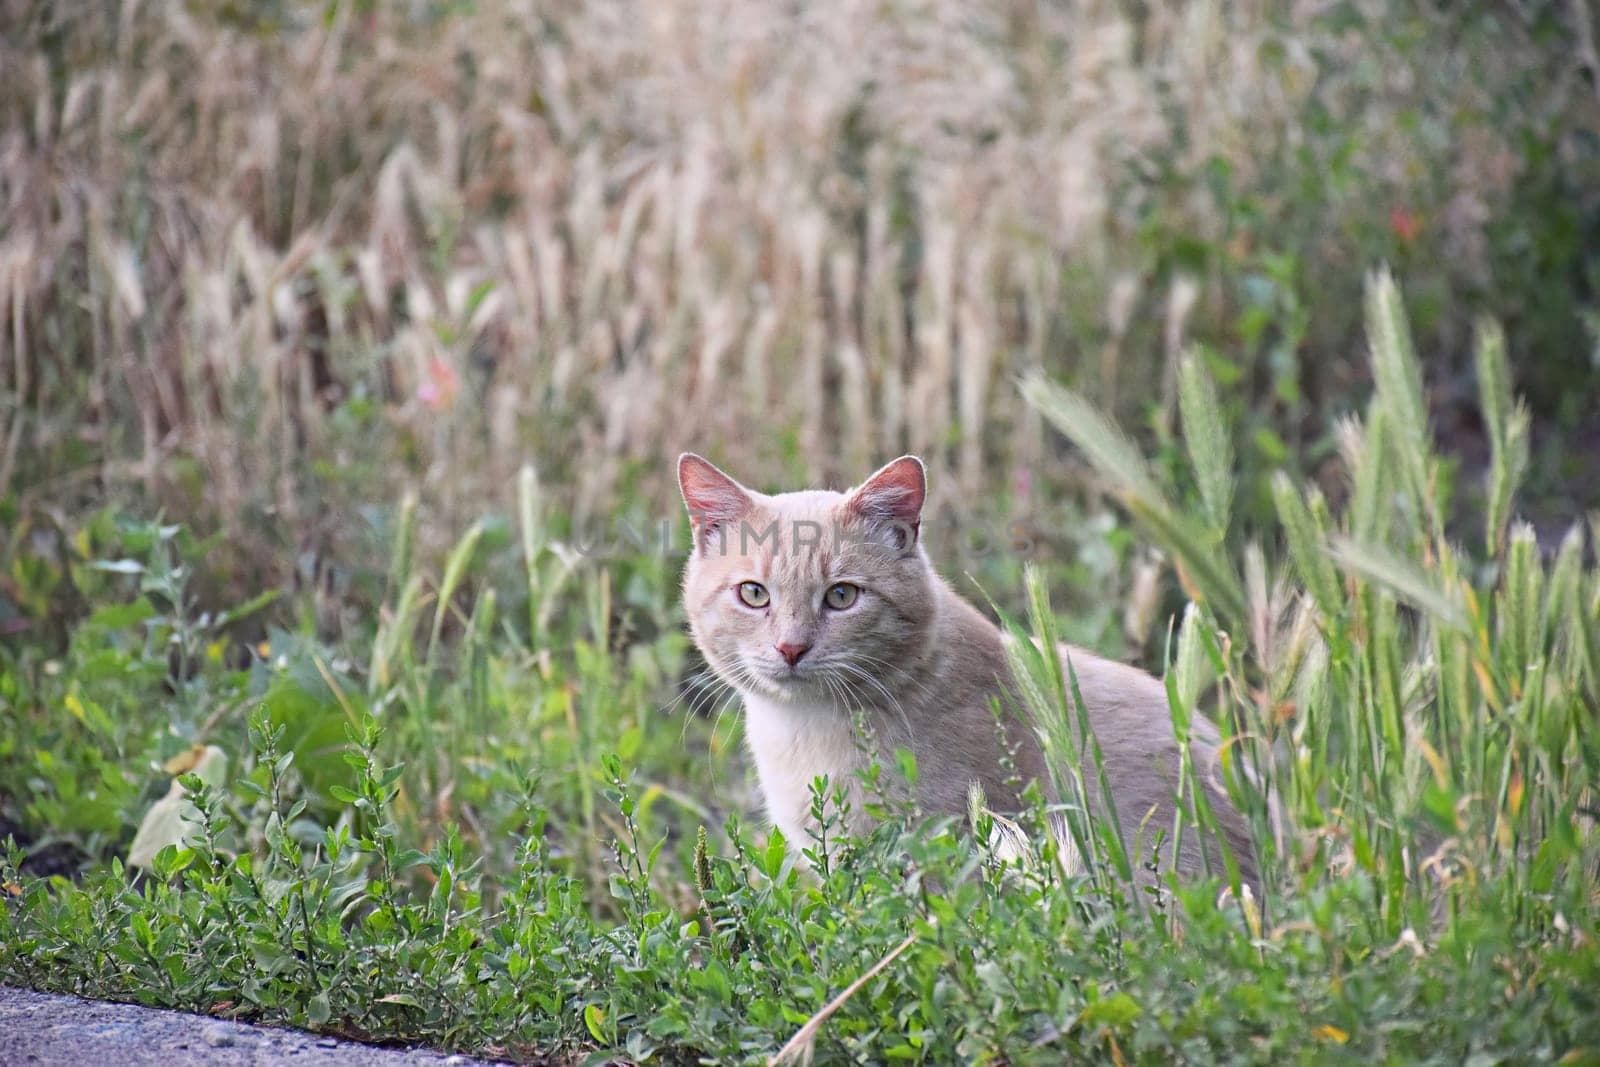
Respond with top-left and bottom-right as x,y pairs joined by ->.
775,642 -> 811,668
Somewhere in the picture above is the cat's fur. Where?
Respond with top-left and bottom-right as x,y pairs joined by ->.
678,453 -> 1256,883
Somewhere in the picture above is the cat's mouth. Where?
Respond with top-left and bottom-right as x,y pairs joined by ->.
736,656 -> 826,700
761,665 -> 813,692
735,656 -> 880,713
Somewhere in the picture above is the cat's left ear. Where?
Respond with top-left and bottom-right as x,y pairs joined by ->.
847,455 -> 925,552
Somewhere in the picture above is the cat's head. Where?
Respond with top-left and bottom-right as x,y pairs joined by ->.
677,454 -> 936,705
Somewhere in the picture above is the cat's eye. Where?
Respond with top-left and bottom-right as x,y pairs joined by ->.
823,582 -> 859,610
736,581 -> 770,608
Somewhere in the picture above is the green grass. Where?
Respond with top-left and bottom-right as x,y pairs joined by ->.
3,274 -> 1598,1063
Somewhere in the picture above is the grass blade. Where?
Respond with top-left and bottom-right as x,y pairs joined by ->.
1178,348 -> 1235,538
1332,537 -> 1468,631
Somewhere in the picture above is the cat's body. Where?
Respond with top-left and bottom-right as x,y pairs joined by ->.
678,454 -> 1256,883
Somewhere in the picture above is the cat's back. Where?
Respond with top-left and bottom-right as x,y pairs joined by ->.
1053,643 -> 1214,741
1049,641 -> 1231,787
926,589 -> 1208,783
1049,642 -> 1256,880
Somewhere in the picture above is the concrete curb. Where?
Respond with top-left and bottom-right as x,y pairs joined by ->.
0,986 -> 507,1066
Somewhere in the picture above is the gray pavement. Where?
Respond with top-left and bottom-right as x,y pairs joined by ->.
0,986 -> 509,1065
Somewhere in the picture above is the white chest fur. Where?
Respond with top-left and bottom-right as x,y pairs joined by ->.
740,691 -> 864,848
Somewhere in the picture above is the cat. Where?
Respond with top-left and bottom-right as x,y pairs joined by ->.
677,452 -> 1257,884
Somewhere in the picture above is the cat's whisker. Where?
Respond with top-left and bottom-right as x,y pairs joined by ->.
831,661 -> 916,743
656,665 -> 725,720
677,676 -> 741,745
661,665 -> 743,725
837,650 -> 939,702
694,659 -> 769,749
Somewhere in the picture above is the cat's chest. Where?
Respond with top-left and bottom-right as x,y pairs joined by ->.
740,692 -> 863,843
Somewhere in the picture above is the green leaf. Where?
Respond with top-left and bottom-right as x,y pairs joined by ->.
463,277 -> 497,321
583,1003 -> 608,1043
764,829 -> 787,879
216,589 -> 282,628
1083,991 -> 1142,1028
86,597 -> 156,630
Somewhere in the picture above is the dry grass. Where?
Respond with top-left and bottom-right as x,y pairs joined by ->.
0,1 -> 1586,569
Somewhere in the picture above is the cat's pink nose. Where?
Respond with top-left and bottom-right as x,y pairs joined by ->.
776,642 -> 811,668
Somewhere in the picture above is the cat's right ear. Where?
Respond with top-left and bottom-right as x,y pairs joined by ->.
847,455 -> 926,554
678,453 -> 751,553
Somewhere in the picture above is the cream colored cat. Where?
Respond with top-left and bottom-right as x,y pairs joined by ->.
678,453 -> 1256,882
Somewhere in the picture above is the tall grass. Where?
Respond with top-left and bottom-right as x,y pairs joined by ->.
1026,269 -> 1600,931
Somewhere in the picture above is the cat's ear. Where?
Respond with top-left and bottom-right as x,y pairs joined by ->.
678,453 -> 752,550
847,455 -> 925,552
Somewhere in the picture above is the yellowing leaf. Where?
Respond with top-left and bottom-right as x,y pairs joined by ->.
1418,738 -> 1449,788
1472,658 -> 1504,713
1316,1024 -> 1349,1043
128,745 -> 229,870
1507,763 -> 1525,819
377,993 -> 420,1007
164,743 -> 208,775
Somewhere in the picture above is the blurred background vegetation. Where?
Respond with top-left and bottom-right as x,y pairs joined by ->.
3,0 -> 1597,637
